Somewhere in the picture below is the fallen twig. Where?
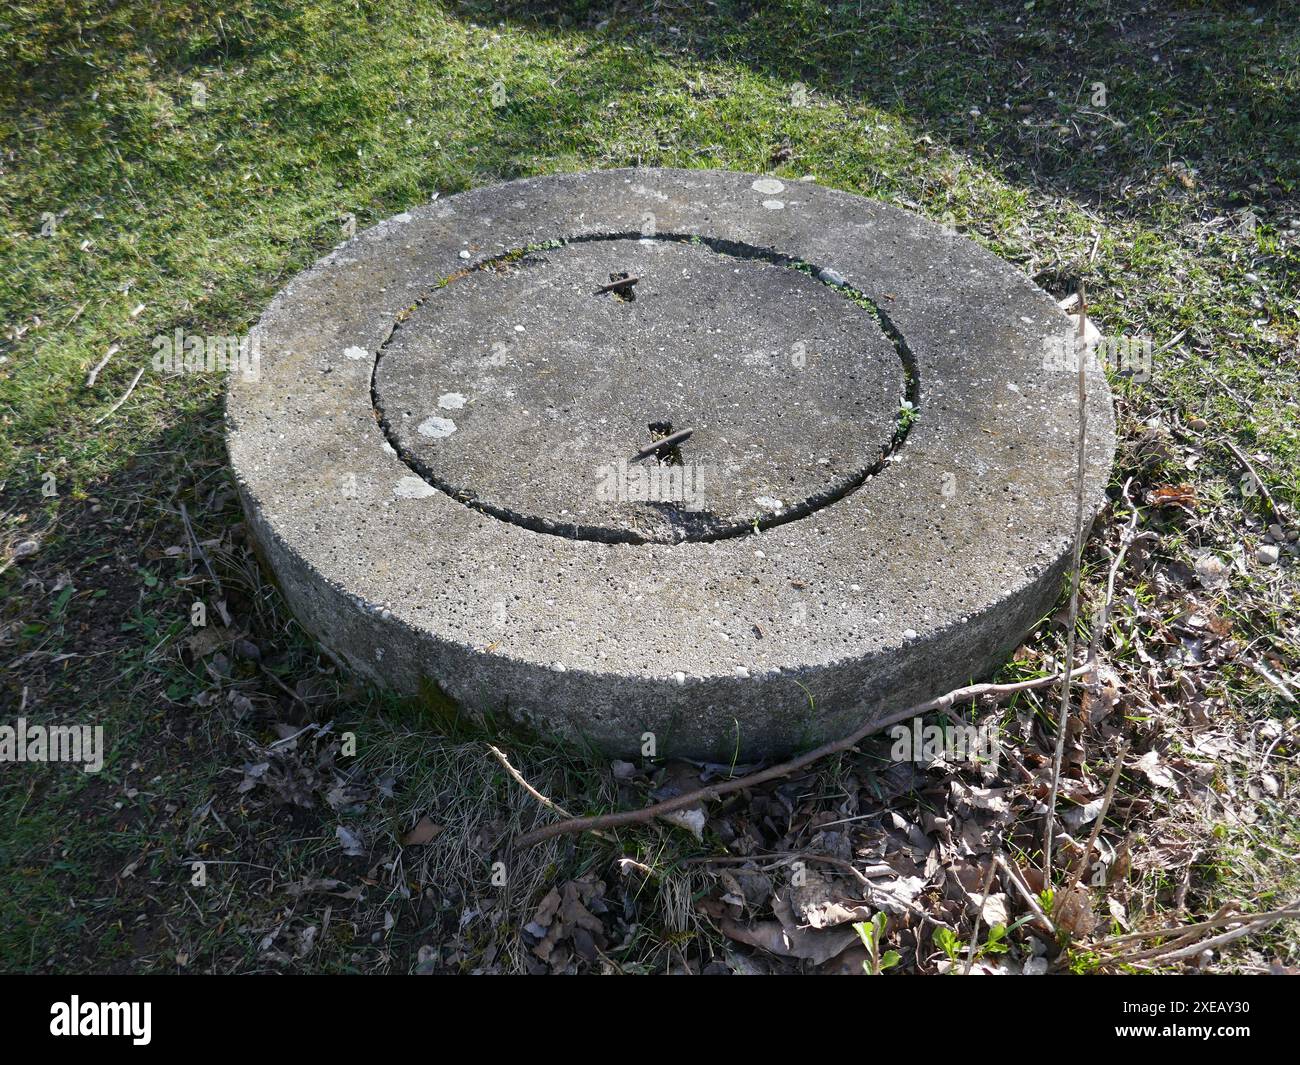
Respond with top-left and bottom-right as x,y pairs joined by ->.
995,854 -> 1055,935
488,744 -> 573,819
1045,283 -> 1091,881
1222,437 -> 1286,526
94,364 -> 144,423
1087,479 -> 1151,680
964,854 -> 999,975
1107,903 -> 1300,969
1246,658 -> 1296,704
1088,902 -> 1296,952
1064,739 -> 1129,897
595,274 -> 639,295
631,427 -> 694,463
85,343 -> 119,387
685,853 -> 895,879
512,666 -> 1088,848
180,502 -> 232,626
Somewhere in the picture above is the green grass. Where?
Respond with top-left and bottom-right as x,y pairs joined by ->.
1,0 -> 1297,972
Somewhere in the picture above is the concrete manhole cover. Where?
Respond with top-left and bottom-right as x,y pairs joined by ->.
373,235 -> 911,543
228,168 -> 1114,759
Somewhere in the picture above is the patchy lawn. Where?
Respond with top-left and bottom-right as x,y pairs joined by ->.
0,0 -> 1296,973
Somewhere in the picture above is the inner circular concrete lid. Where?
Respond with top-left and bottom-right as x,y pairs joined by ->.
372,236 -> 908,543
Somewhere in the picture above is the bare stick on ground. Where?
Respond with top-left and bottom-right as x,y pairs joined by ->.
1090,902 -> 1300,953
1222,437 -> 1287,527
1064,739 -> 1130,897
511,666 -> 1087,848
180,501 -> 232,626
1087,478 -> 1152,680
488,744 -> 573,819
84,343 -> 119,387
1104,903 -> 1300,970
94,364 -> 145,423
1044,283 -> 1091,882
963,854 -> 1000,975
995,854 -> 1055,935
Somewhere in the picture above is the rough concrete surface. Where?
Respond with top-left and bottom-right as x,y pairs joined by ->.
226,168 -> 1115,759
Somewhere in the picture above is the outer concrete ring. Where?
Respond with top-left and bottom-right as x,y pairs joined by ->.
226,168 -> 1114,760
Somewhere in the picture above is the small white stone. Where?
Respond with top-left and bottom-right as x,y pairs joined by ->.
674,671 -> 686,686
1256,544 -> 1280,565
751,177 -> 784,195
394,476 -> 437,499
437,392 -> 467,409
735,666 -> 750,678
417,415 -> 457,438
458,249 -> 471,259
14,539 -> 38,559
903,628 -> 919,639
343,345 -> 367,360
762,199 -> 785,210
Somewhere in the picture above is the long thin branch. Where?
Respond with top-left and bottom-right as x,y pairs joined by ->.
84,343 -> 119,387
511,666 -> 1087,848
488,744 -> 573,819
1222,438 -> 1285,526
964,853 -> 999,975
180,501 -> 232,626
1090,902 -> 1299,951
1064,739 -> 1129,897
1086,479 -> 1146,681
1045,283 -> 1091,882
995,854 -> 1055,935
94,364 -> 145,423
1112,905 -> 1300,969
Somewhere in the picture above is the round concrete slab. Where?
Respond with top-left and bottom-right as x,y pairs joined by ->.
227,168 -> 1114,759
373,235 -> 908,542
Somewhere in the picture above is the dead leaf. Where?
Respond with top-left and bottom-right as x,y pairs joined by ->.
401,816 -> 443,846
720,916 -> 857,965
820,943 -> 873,975
284,877 -> 343,896
1053,885 -> 1098,937
336,824 -> 365,856
185,625 -> 234,657
1149,484 -> 1197,509
1136,750 -> 1177,789
659,806 -> 706,841
966,892 -> 1009,927
790,870 -> 871,929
